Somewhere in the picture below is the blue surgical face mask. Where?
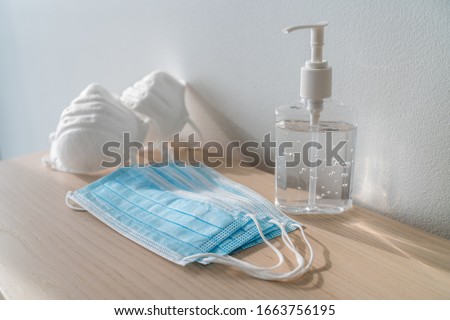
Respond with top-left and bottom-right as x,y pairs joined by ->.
66,163 -> 313,281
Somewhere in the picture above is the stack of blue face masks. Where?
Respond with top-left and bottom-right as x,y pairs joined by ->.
66,163 -> 313,281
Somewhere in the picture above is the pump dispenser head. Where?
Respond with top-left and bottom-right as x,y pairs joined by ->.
283,22 -> 332,101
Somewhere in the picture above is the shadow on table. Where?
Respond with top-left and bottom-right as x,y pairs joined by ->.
290,209 -> 450,275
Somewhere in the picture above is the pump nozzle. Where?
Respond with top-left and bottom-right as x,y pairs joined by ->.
283,21 -> 332,101
283,22 -> 328,63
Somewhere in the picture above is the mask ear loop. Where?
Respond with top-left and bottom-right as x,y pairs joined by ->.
265,222 -> 314,280
225,222 -> 313,281
182,214 -> 314,281
65,191 -> 87,211
270,220 -> 307,269
183,214 -> 285,271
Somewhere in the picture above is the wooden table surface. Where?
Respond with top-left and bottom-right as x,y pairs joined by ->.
0,152 -> 449,299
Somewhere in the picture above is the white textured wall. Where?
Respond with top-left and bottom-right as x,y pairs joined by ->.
1,0 -> 449,238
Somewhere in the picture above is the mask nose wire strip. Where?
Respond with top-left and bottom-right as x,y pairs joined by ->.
182,214 -> 314,281
65,191 -> 87,211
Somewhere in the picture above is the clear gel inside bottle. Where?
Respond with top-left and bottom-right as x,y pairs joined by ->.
275,99 -> 357,214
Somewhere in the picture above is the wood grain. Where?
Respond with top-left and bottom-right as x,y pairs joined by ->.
0,152 -> 449,299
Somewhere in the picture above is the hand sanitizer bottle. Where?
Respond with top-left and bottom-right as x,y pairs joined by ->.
275,22 -> 357,214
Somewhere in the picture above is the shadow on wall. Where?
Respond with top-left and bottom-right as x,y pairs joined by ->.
181,85 -> 253,164
183,84 -> 280,171
181,85 -> 232,147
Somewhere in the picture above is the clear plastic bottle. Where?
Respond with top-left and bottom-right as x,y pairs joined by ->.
275,99 -> 357,214
275,22 -> 357,214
